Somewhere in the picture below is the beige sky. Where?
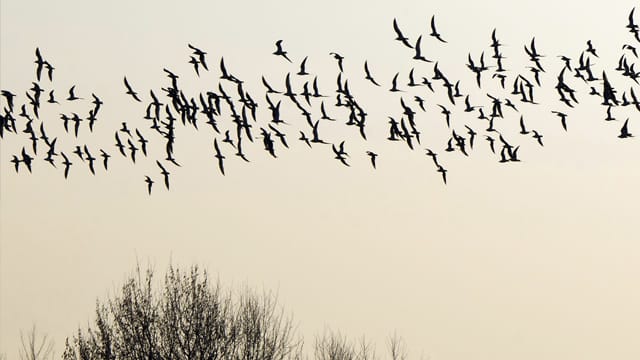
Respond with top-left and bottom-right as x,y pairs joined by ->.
2,1 -> 640,359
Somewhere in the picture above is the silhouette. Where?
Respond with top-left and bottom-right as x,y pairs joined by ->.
429,15 -> 447,43
67,85 -> 81,101
144,176 -> 154,195
297,56 -> 309,75
124,77 -> 142,102
364,61 -> 381,86
273,40 -> 292,62
619,118 -> 633,138
393,18 -> 413,48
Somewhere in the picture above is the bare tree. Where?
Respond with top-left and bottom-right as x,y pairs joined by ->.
62,263 -> 302,360
314,330 -> 356,360
18,324 -> 54,360
387,332 -> 407,360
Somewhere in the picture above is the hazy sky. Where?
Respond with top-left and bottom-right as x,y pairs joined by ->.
2,1 -> 640,359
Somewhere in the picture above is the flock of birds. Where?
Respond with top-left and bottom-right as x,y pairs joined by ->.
3,9 -> 640,194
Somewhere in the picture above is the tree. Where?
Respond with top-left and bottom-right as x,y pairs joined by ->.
314,330 -> 376,360
62,264 -> 302,360
18,324 -> 55,360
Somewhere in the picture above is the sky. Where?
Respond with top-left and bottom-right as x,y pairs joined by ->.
2,1 -> 640,359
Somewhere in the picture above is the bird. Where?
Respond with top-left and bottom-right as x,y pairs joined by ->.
91,93 -> 103,113
144,176 -> 154,195
519,115 -> 530,135
366,151 -> 378,169
364,61 -> 381,86
61,152 -> 72,178
465,125 -> 477,149
619,118 -> 633,138
413,35 -> 432,62
120,122 -> 132,137
188,43 -> 208,70
261,76 -> 281,94
508,146 -> 521,162
586,40 -> 598,57
135,129 -> 148,156
332,141 -> 349,166
268,124 -> 288,148
390,73 -> 401,92
1,90 -> 16,112
42,60 -> 54,81
47,90 -> 58,104
393,18 -> 413,49
299,131 -> 312,148
532,130 -> 544,146
297,56 -> 309,75
273,40 -> 292,62
414,96 -> 426,111
189,56 -> 201,76
436,165 -> 447,184
425,148 -> 439,166
213,139 -> 226,175
485,135 -> 496,153
605,106 -> 616,121
438,104 -> 451,128
67,85 -> 81,101
429,15 -> 447,43
21,147 -> 33,173
551,111 -> 569,130
123,77 -> 142,102
115,132 -> 126,156
84,146 -> 96,174
330,52 -> 344,72
127,139 -> 138,163
99,149 -> 110,170
156,161 -> 170,190
35,48 -> 45,81
11,155 -> 20,173
623,44 -> 638,58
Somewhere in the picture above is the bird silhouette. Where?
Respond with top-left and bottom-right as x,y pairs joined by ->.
393,18 -> 413,49
213,138 -> 226,175
144,176 -> 154,195
364,61 -> 381,86
330,52 -> 345,72
429,15 -> 447,43
66,85 -> 81,101
413,36 -> 432,62
619,118 -> 633,138
188,43 -> 208,70
273,40 -> 292,62
156,161 -> 170,190
123,77 -> 142,102
297,56 -> 309,75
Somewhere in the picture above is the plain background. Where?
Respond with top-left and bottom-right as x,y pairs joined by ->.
2,1 -> 640,359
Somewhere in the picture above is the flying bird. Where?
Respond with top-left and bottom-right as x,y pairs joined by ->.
364,61 -> 381,86
67,85 -> 81,101
144,176 -> 154,195
330,52 -> 345,72
123,77 -> 142,102
429,15 -> 447,43
297,56 -> 309,75
156,161 -> 171,190
436,165 -> 447,184
61,152 -> 72,178
213,138 -> 226,175
413,36 -> 432,62
393,18 -> 413,49
273,40 -> 292,62
188,43 -> 208,70
619,118 -> 633,138
366,151 -> 378,169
